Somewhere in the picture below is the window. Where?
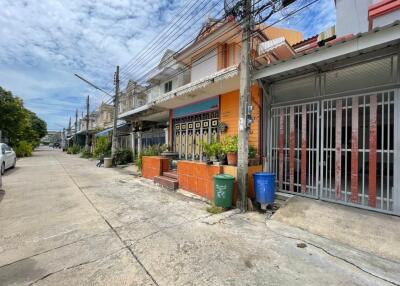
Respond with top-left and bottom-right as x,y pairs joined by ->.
164,81 -> 172,93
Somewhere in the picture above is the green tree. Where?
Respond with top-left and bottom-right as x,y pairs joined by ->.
0,87 -> 28,146
0,86 -> 47,149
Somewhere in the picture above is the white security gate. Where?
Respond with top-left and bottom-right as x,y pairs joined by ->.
269,90 -> 397,213
270,102 -> 320,198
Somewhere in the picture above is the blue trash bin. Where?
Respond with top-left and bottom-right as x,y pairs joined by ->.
253,172 -> 276,204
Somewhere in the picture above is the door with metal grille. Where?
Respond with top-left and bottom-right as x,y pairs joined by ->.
269,102 -> 320,198
269,90 -> 397,213
173,111 -> 219,160
320,91 -> 395,212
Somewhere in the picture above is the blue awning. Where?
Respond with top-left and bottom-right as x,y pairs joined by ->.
95,123 -> 127,137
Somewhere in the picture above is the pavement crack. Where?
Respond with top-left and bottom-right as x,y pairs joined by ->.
126,214 -> 213,246
27,247 -> 126,286
55,156 -> 160,286
0,229 -> 109,270
265,224 -> 400,286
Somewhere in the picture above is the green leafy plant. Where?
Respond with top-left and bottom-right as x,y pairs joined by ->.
80,148 -> 92,159
114,149 -> 133,165
206,205 -> 225,214
135,145 -> 162,171
93,137 -> 111,159
14,140 -> 33,157
203,140 -> 223,160
221,135 -> 238,153
67,145 -> 81,155
248,145 -> 257,159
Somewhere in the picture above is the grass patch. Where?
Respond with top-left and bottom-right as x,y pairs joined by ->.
206,205 -> 225,214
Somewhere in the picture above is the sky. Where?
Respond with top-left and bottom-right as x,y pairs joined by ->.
0,0 -> 335,131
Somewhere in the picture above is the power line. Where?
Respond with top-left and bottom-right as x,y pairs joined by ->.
120,0 -> 203,72
104,0 -> 319,106
119,0 -> 270,85
119,0 -> 223,82
124,0 -> 320,99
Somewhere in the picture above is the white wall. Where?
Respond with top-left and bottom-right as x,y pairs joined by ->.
191,49 -> 218,82
373,10 -> 400,29
336,0 -> 372,37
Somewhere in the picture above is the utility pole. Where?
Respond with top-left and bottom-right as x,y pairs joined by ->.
111,65 -> 120,160
237,0 -> 253,212
67,117 -> 72,148
85,95 -> 90,151
74,109 -> 78,146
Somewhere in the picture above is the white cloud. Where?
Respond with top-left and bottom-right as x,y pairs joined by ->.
0,0 -> 336,130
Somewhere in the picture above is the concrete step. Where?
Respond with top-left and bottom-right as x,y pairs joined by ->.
163,171 -> 178,180
154,176 -> 179,191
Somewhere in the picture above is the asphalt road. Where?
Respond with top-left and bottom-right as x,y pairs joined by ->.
0,148 -> 398,285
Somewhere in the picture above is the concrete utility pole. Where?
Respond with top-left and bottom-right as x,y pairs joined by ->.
74,109 -> 78,145
237,0 -> 253,212
111,65 -> 120,160
85,95 -> 90,151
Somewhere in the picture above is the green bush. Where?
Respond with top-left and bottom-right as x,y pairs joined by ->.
248,145 -> 257,159
14,140 -> 33,157
135,145 -> 162,171
221,135 -> 238,153
80,148 -> 92,159
203,140 -> 223,160
93,137 -> 111,159
67,145 -> 81,155
114,149 -> 133,165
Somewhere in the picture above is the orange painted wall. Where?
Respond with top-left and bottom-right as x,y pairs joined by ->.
220,85 -> 261,152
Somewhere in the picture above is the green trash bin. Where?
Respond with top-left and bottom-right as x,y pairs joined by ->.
214,174 -> 235,208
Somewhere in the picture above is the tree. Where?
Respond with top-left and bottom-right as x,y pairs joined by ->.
0,86 -> 47,148
0,87 -> 28,146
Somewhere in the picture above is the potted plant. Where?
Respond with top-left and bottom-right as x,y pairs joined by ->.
222,135 -> 238,166
203,140 -> 222,164
248,145 -> 259,166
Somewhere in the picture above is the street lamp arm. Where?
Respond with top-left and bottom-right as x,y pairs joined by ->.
74,73 -> 114,99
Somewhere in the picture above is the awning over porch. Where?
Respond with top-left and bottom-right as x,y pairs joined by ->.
152,65 -> 239,109
95,122 -> 127,137
254,21 -> 400,81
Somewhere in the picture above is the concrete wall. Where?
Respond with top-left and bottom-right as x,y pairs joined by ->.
336,0 -> 373,37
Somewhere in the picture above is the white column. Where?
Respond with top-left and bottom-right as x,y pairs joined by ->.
164,127 -> 169,147
137,131 -> 142,155
131,132 -> 136,159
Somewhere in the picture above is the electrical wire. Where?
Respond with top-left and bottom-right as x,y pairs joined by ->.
102,0 -> 320,107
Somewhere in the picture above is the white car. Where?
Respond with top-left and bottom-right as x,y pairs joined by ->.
0,143 -> 16,175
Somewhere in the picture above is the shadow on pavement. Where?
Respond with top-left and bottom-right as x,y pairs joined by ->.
3,167 -> 20,176
0,189 -> 5,203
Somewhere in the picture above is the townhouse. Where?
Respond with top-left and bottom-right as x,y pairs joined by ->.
254,0 -> 400,214
119,17 -> 302,201
114,0 -> 400,215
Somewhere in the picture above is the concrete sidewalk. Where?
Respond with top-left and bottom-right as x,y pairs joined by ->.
0,148 -> 399,285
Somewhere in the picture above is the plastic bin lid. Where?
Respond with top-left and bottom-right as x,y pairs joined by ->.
253,172 -> 275,177
214,174 -> 235,180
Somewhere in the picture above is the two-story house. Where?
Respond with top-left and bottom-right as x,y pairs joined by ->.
119,18 -> 302,163
95,102 -> 114,129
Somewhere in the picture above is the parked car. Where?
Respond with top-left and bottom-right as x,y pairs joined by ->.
0,143 -> 16,175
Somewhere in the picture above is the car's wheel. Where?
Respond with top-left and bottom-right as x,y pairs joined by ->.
1,162 -> 4,175
11,158 -> 16,168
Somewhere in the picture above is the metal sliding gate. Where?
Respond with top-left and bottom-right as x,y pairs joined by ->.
269,90 -> 396,213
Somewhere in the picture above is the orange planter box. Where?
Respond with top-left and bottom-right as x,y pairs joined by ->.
142,156 -> 170,180
177,161 -> 222,201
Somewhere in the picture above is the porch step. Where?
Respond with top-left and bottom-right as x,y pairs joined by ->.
154,176 -> 179,191
163,171 -> 178,180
